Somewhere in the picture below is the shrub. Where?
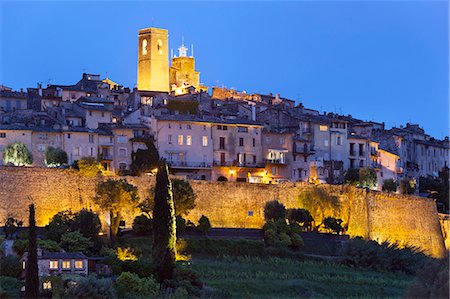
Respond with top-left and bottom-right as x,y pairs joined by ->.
323,217 -> 344,234
359,167 -> 378,189
163,265 -> 203,297
406,258 -> 449,298
196,215 -> 211,235
290,234 -> 304,249
382,179 -> 397,192
279,233 -> 292,247
65,276 -> 116,298
59,231 -> 93,253
274,219 -> 290,234
72,209 -> 102,241
289,222 -> 302,234
262,220 -> 277,232
264,229 -> 278,246
400,178 -> 417,195
132,214 -> 153,235
3,142 -> 33,166
3,217 -> 23,239
44,146 -> 68,167
44,210 -> 75,243
343,237 -> 429,274
263,200 -> 286,221
0,256 -> 22,278
286,208 -> 313,227
115,272 -> 160,298
78,156 -> 103,176
185,238 -> 265,257
344,168 -> 359,185
0,276 -> 22,298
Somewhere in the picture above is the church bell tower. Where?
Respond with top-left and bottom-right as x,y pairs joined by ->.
137,27 -> 169,92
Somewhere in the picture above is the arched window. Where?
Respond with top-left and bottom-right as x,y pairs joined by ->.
142,39 -> 148,55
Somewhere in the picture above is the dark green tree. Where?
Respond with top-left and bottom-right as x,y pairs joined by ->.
359,167 -> 378,190
130,139 -> 160,176
44,146 -> 68,167
172,179 -> 197,216
152,160 -> 176,282
3,216 -> 23,239
286,208 -> 314,227
95,179 -> 139,243
59,231 -> 93,253
25,203 -> 39,298
44,210 -> 74,243
323,217 -> 344,234
196,215 -> 211,235
344,168 -> 360,185
132,214 -> 153,235
382,179 -> 397,192
72,209 -> 102,241
3,142 -> 33,166
263,200 -> 286,222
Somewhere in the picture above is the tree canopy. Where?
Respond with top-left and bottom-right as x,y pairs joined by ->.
45,146 -> 68,167
3,142 -> 33,166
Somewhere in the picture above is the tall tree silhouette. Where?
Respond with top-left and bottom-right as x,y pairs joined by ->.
25,203 -> 39,298
151,159 -> 177,282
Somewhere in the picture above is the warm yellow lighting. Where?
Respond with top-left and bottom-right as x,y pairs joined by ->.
98,232 -> 104,236
229,169 -> 235,175
116,247 -> 137,261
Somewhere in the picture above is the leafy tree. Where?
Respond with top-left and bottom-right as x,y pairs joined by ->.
0,276 -> 22,299
196,215 -> 211,235
176,215 -> 187,233
130,139 -> 160,176
382,179 -> 397,192
400,178 -> 417,195
152,160 -> 177,282
263,200 -> 286,222
44,210 -> 74,243
59,231 -> 93,253
72,209 -> 102,241
172,179 -> 197,216
0,255 -> 22,278
78,156 -> 103,176
145,179 -> 197,216
25,203 -> 39,298
115,272 -> 160,298
3,216 -> 23,239
359,167 -> 378,189
95,179 -> 139,243
132,214 -> 153,235
38,239 -> 60,252
65,276 -> 116,298
345,168 -> 360,185
323,217 -> 344,234
3,142 -> 33,166
286,208 -> 313,227
44,146 -> 68,167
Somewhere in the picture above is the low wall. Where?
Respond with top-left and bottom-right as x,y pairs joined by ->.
0,167 -> 446,258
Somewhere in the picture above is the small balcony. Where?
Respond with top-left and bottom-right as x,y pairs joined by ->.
264,158 -> 287,165
168,161 -> 212,169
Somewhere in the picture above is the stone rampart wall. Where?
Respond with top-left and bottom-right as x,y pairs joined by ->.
0,167 -> 446,258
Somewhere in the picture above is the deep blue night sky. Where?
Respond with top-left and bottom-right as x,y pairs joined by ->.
1,1 -> 448,138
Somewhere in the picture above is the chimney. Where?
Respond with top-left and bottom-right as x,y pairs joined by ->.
251,105 -> 256,121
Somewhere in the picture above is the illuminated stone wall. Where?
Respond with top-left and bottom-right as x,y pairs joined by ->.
0,167 -> 446,258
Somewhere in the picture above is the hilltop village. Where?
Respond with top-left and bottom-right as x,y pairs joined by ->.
0,27 -> 448,193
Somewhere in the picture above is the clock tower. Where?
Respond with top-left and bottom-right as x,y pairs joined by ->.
137,27 -> 169,92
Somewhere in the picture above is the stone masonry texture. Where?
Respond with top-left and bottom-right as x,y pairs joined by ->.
0,167 -> 446,258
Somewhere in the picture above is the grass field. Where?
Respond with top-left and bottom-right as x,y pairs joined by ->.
190,255 -> 414,298
122,236 -> 415,298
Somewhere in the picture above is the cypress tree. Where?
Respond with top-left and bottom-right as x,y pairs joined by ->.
25,203 -> 39,298
152,159 -> 177,282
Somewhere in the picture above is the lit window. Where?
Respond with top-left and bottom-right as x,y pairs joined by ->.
186,135 -> 192,146
22,261 -> 26,269
319,125 -> 328,131
202,136 -> 208,147
62,260 -> 71,269
74,260 -> 83,269
178,135 -> 183,145
142,39 -> 148,55
49,260 -> 58,269
43,281 -> 52,290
